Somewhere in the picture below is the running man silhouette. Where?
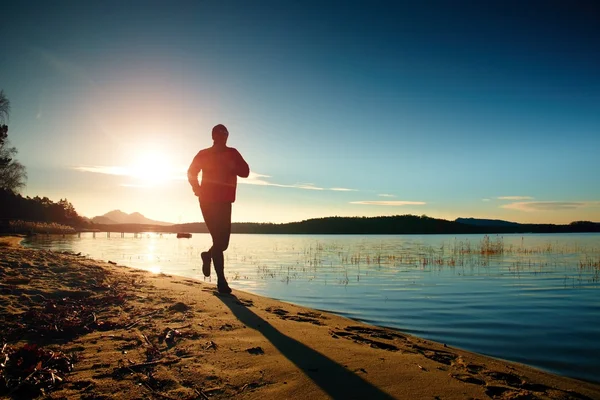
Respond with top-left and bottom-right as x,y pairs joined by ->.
187,124 -> 250,294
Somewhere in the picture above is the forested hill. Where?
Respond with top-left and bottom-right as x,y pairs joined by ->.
0,189 -> 87,227
231,215 -> 474,234
163,215 -> 600,235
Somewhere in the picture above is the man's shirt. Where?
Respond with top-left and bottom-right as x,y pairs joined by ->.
187,146 -> 250,203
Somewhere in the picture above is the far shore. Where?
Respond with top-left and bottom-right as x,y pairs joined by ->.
1,235 -> 599,399
6,214 -> 599,237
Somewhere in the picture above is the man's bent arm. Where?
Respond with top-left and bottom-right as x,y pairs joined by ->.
187,152 -> 202,193
235,150 -> 250,178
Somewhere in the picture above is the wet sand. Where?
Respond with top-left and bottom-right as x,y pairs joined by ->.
1,235 -> 599,399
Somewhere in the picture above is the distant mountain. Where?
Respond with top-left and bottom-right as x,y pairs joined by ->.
91,210 -> 173,226
91,215 -> 118,225
456,217 -> 522,227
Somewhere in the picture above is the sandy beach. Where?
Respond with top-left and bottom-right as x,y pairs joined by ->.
1,236 -> 599,400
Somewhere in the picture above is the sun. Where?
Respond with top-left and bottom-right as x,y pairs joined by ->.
128,150 -> 174,186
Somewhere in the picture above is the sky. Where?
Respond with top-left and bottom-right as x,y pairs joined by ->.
1,0 -> 599,224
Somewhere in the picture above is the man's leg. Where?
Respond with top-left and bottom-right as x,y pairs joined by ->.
200,251 -> 211,277
200,202 -> 215,277
200,202 -> 232,292
211,203 -> 232,292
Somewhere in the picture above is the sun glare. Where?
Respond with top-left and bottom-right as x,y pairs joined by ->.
129,150 -> 174,186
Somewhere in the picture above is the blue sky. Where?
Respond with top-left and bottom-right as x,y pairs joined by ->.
2,1 -> 599,223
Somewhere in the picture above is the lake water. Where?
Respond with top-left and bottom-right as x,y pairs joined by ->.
24,233 -> 600,383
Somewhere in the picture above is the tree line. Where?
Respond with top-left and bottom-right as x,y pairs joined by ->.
0,190 -> 87,228
139,215 -> 599,235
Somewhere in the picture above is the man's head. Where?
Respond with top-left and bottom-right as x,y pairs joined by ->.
212,124 -> 229,145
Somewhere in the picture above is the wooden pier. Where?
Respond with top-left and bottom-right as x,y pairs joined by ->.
78,231 -> 165,238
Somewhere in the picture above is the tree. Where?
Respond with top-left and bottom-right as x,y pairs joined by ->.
0,90 -> 27,193
0,89 -> 9,146
0,90 -> 9,121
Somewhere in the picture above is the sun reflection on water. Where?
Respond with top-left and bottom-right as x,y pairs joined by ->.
145,242 -> 161,273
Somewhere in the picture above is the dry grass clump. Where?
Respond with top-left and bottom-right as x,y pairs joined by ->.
450,235 -> 504,256
7,220 -> 76,235
0,344 -> 74,398
579,256 -> 600,270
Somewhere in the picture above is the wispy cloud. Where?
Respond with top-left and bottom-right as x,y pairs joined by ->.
502,201 -> 600,211
213,172 -> 357,192
350,201 -> 426,206
239,172 -> 276,186
73,165 -> 182,181
74,166 -> 130,176
289,184 -> 324,191
241,173 -> 323,190
120,183 -> 153,188
378,194 -> 395,197
74,166 -> 357,192
497,196 -> 534,201
482,198 -> 491,202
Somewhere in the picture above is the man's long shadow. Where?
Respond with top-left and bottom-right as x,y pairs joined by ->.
215,294 -> 395,399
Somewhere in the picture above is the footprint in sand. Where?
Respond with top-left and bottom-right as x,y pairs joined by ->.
449,373 -> 486,386
484,370 -> 523,387
297,311 -> 327,320
412,345 -> 458,366
265,307 -> 325,325
485,385 -> 532,399
293,316 -> 324,325
446,367 -> 593,400
265,306 -> 288,316
236,298 -> 254,307
168,302 -> 191,313
465,363 -> 485,374
344,326 -> 406,341
219,323 -> 235,331
489,372 -> 593,400
329,328 -> 400,351
246,346 -> 265,355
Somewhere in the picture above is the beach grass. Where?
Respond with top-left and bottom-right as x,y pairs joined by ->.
5,220 -> 77,235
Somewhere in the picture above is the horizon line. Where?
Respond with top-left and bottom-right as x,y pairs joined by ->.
89,214 -> 600,227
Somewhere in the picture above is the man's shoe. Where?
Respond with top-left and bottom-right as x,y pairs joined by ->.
201,252 -> 211,277
217,281 -> 232,294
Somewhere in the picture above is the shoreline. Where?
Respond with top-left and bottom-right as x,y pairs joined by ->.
1,236 -> 599,399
